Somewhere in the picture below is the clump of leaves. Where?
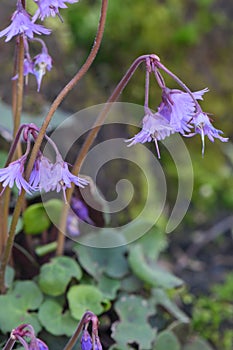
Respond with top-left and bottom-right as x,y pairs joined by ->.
192,272 -> 233,350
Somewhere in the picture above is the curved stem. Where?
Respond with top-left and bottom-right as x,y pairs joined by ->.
25,0 -> 108,181
56,54 -> 150,256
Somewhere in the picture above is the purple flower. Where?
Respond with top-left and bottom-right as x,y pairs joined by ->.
29,155 -> 54,192
33,0 -> 79,21
29,338 -> 49,350
50,157 -> 89,196
12,57 -> 34,82
0,2 -> 51,42
33,51 -> 53,91
126,112 -> 175,157
0,156 -> 32,194
191,112 -> 228,155
81,330 -> 102,350
159,87 -> 209,133
71,198 -> 94,224
30,155 -> 88,200
81,330 -> 93,350
67,210 -> 80,236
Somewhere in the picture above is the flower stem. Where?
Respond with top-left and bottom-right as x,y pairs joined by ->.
55,54 -> 151,255
25,0 -> 109,181
0,36 -> 25,275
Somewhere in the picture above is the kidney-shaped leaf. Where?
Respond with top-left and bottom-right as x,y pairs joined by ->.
38,256 -> 82,296
38,297 -> 77,336
0,281 -> 43,334
111,294 -> 156,349
68,285 -> 105,320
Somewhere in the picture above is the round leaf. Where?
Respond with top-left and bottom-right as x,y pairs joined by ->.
23,203 -> 50,234
0,281 -> 43,334
38,298 -> 77,336
68,285 -> 104,320
38,256 -> 82,296
153,331 -> 181,350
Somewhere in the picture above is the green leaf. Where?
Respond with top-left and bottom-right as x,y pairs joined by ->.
97,275 -> 120,300
153,330 -> 181,350
38,297 -> 77,336
135,226 -> 167,260
38,256 -> 82,296
43,199 -> 64,226
128,244 -> 183,289
68,285 -> 105,320
183,337 -> 214,350
74,232 -> 129,280
152,288 -> 189,323
0,281 -> 43,334
111,294 -> 156,349
23,203 -> 51,234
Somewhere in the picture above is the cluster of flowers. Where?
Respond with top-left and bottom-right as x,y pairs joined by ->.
4,324 -> 48,350
126,55 -> 228,157
0,0 -> 79,90
0,124 -> 88,200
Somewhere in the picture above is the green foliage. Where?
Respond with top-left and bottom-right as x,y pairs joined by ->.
0,281 -> 43,334
23,199 -> 63,235
38,256 -> 82,296
192,272 -> 233,350
38,297 -> 77,336
153,330 -> 181,350
111,295 -> 155,350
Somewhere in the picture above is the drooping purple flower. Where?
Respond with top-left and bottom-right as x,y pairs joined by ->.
30,155 -> 88,199
191,112 -> 228,155
0,156 -> 32,195
33,0 -> 79,21
67,210 -> 80,236
12,57 -> 34,83
81,330 -> 102,350
71,198 -> 94,224
159,87 -> 209,133
81,330 -> 93,350
0,1 -> 51,42
126,112 -> 175,158
33,50 -> 52,91
50,156 -> 89,198
29,155 -> 54,192
29,338 -> 49,350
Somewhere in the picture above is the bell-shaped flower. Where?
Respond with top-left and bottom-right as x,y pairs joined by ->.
191,112 -> 228,155
159,87 -> 209,133
33,0 -> 79,21
33,50 -> 52,91
0,1 -> 51,42
126,111 -> 175,157
0,156 -> 32,195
